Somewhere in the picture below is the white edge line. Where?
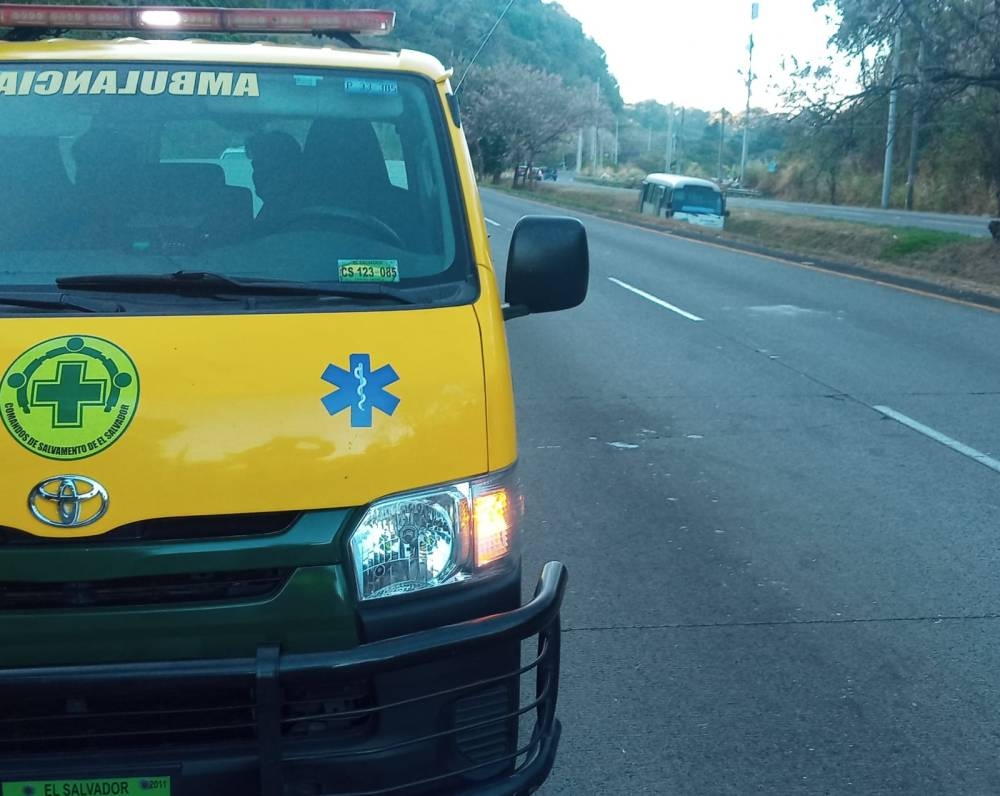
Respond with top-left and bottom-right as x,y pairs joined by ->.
874,405 -> 1000,474
608,277 -> 704,322
484,217 -> 501,227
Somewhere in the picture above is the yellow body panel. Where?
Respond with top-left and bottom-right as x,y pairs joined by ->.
475,266 -> 519,468
439,75 -> 519,471
0,307 -> 490,538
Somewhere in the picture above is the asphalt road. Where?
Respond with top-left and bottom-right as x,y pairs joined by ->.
726,196 -> 994,238
481,188 -> 1000,794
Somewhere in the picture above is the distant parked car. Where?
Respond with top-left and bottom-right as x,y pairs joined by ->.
542,167 -> 558,181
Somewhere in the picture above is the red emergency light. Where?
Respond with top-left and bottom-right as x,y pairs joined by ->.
0,4 -> 395,35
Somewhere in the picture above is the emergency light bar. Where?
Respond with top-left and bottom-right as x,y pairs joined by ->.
0,4 -> 395,35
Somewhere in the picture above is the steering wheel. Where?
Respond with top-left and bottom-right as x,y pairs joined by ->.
276,205 -> 405,248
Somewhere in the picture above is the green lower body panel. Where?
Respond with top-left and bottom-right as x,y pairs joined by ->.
0,565 -> 358,667
0,510 -> 358,666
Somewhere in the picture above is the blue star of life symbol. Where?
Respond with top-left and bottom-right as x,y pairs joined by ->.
321,354 -> 400,428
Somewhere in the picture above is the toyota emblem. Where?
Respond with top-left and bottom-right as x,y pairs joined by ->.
28,476 -> 108,528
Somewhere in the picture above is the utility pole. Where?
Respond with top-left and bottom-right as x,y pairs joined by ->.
718,109 -> 727,182
665,103 -> 674,172
904,39 -> 925,210
576,128 -> 583,173
739,2 -> 758,184
881,25 -> 903,209
676,107 -> 685,172
590,82 -> 600,174
614,118 -> 620,167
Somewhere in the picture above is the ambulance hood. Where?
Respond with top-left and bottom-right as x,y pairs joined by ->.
0,307 -> 488,538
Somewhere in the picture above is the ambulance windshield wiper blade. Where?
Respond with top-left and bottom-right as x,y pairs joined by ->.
0,294 -> 120,313
56,271 -> 416,304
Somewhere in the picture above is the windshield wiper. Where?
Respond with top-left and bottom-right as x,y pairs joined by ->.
0,294 -> 122,313
56,271 -> 415,304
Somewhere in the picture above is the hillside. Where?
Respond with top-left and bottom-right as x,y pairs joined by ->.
313,0 -> 622,107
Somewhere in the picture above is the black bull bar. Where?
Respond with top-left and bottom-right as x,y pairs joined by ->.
0,562 -> 568,796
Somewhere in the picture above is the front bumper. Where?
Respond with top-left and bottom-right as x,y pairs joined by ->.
0,562 -> 567,796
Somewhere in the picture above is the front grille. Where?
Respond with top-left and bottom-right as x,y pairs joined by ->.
0,675 -> 374,755
1,682 -> 257,754
0,511 -> 299,545
0,568 -> 291,610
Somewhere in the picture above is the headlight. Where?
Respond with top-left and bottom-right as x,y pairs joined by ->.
349,469 -> 521,601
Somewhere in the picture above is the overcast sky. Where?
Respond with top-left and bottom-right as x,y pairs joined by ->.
548,0 -> 848,112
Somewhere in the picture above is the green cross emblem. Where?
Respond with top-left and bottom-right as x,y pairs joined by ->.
31,360 -> 107,428
2,334 -> 140,461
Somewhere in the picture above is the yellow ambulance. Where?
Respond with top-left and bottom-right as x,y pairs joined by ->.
0,6 -> 589,794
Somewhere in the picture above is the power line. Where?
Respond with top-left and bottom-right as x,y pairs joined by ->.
455,0 -> 518,93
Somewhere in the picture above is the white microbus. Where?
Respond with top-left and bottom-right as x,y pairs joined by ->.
639,173 -> 728,230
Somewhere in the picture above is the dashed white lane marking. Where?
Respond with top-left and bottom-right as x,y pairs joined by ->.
874,405 -> 1000,474
608,277 -> 704,322
485,217 -> 502,227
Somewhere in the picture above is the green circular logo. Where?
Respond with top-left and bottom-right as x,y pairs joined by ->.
1,335 -> 140,461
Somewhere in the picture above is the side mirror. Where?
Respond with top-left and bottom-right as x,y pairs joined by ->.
504,216 -> 589,321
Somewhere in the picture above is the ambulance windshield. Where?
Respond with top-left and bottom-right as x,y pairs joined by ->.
0,64 -> 473,307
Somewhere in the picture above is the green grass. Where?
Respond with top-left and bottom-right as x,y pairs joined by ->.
491,184 -> 640,219
879,228 -> 969,260
724,216 -> 768,238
